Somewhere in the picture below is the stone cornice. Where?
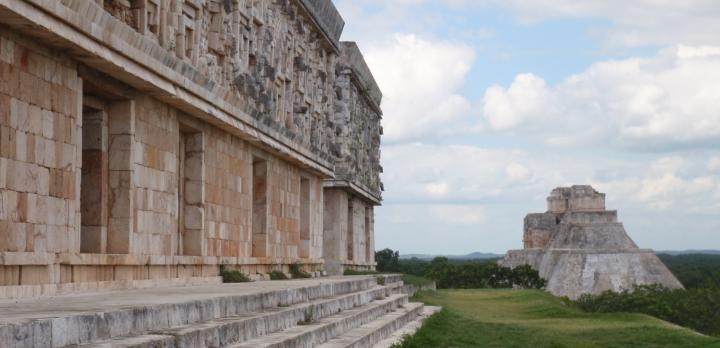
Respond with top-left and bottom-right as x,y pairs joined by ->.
341,42 -> 383,113
296,0 -> 345,52
323,179 -> 382,205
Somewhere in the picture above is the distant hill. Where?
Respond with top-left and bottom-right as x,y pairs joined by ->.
656,250 -> 720,255
399,250 -> 720,260
398,250 -> 720,260
400,252 -> 503,260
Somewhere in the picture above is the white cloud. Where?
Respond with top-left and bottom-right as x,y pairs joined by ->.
381,203 -> 484,225
480,45 -> 720,150
339,0 -> 720,48
378,142 -> 720,252
708,157 -> 720,171
468,0 -> 720,47
601,173 -> 720,212
424,182 -> 451,197
383,143 -> 720,214
506,163 -> 533,182
430,204 -> 486,225
483,74 -> 552,130
363,34 -> 475,142
381,143 -> 543,203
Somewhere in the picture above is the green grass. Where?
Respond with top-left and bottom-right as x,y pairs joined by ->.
401,274 -> 434,287
395,289 -> 720,348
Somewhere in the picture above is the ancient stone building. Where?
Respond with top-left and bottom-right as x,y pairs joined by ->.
0,0 -> 382,298
500,185 -> 683,299
323,42 -> 382,275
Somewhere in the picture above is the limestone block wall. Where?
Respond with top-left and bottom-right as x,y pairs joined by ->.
202,118 -> 251,258
548,185 -> 606,213
322,188 -> 375,275
264,158 -> 323,260
323,188 -> 348,275
133,96 -> 180,256
0,30 -> 81,255
130,96 -> 326,261
0,0 -> 384,298
524,211 -> 621,249
349,195 -> 373,264
523,213 -> 556,249
0,30 -> 326,294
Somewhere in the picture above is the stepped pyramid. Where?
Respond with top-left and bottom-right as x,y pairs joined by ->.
500,185 -> 683,299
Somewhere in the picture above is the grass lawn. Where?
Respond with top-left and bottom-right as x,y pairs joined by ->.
395,289 -> 720,348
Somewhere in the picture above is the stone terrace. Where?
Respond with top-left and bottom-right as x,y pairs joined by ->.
0,275 -> 439,347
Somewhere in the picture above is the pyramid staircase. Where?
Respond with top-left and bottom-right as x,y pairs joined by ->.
0,275 -> 440,348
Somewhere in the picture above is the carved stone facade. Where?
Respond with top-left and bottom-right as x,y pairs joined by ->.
500,186 -> 683,299
0,0 -> 382,298
322,42 -> 383,275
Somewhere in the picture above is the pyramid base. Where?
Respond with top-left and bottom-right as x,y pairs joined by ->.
501,249 -> 684,299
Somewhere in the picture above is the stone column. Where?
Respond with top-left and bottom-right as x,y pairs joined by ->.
107,100 -> 135,254
80,109 -> 108,254
181,131 -> 205,256
323,188 -> 348,275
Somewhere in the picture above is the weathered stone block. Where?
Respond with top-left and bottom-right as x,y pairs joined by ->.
15,130 -> 26,161
41,109 -> 53,139
184,205 -> 204,230
0,36 -> 14,64
184,180 -> 203,205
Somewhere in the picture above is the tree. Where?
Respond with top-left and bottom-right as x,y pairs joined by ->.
376,248 -> 401,272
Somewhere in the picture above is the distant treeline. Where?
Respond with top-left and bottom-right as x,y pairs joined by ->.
375,249 -> 544,289
657,253 -> 720,289
378,249 -> 720,290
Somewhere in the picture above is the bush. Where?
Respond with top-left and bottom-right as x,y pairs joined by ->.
219,266 -> 251,283
269,270 -> 289,280
343,269 -> 379,276
425,257 -> 545,289
289,263 -> 312,279
574,285 -> 720,336
376,275 -> 386,285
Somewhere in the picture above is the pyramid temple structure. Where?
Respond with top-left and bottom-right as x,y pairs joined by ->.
500,185 -> 683,299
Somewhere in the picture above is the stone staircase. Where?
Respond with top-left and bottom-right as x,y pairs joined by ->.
0,275 -> 439,348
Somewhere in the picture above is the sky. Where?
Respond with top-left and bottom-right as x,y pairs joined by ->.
334,0 -> 720,255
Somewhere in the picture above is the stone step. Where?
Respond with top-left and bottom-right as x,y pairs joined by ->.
371,305 -> 441,348
315,302 -> 425,348
377,275 -> 403,285
0,277 -> 378,347
228,293 -> 409,348
71,283 -> 404,348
